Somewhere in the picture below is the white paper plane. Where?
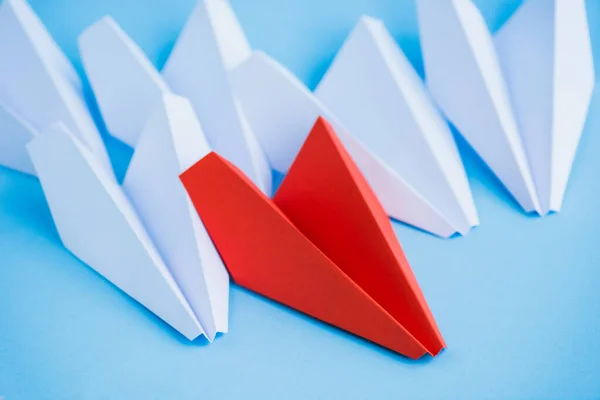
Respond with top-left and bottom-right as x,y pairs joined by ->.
0,0 -> 113,176
417,0 -> 541,214
495,0 -> 595,214
123,94 -> 230,339
27,123 -> 204,340
0,101 -> 37,175
315,16 -> 478,235
230,51 -> 457,238
79,16 -> 170,148
162,0 -> 271,195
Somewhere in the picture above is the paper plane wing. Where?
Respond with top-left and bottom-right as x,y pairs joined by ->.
162,0 -> 271,194
28,123 -> 203,340
417,0 -> 540,213
123,93 -> 230,339
78,16 -> 170,148
181,151 -> 435,359
0,101 -> 37,175
315,16 -> 478,235
494,0 -> 595,214
0,0 -> 112,176
230,51 -> 456,238
273,117 -> 445,356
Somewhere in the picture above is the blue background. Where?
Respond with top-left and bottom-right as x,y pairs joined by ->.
1,0 -> 600,398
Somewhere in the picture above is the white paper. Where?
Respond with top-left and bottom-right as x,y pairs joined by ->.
0,101 -> 37,175
123,94 -> 230,339
162,0 -> 271,195
315,16 -> 478,235
79,16 -> 170,148
495,0 -> 595,214
0,0 -> 113,176
230,51 -> 457,238
27,123 -> 204,340
417,0 -> 541,214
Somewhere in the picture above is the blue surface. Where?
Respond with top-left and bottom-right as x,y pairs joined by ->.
2,0 -> 600,398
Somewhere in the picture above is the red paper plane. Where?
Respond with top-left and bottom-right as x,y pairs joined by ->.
181,117 -> 445,358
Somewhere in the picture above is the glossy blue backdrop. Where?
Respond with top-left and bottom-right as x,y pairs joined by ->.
1,0 -> 600,398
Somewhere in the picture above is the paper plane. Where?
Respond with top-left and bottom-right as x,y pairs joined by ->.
0,101 -> 37,175
28,123 -> 204,340
79,16 -> 170,148
123,93 -> 229,339
417,0 -> 541,213
0,0 -> 113,176
181,117 -> 445,358
162,0 -> 271,195
494,0 -> 595,214
230,50 -> 458,238
315,16 -> 478,235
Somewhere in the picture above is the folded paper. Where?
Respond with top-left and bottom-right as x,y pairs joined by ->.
0,0 -> 113,176
79,16 -> 170,147
494,0 -> 595,214
230,51 -> 457,238
181,117 -> 445,358
0,101 -> 37,175
417,0 -> 541,213
28,123 -> 204,340
123,93 -> 229,339
315,16 -> 478,235
162,0 -> 271,194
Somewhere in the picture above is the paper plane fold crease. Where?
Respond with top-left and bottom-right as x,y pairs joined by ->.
0,0 -> 113,176
230,50 -> 458,238
417,0 -> 541,214
315,16 -> 478,235
162,0 -> 271,195
28,123 -> 204,340
181,117 -> 445,358
79,16 -> 170,147
494,0 -> 595,214
123,93 -> 230,339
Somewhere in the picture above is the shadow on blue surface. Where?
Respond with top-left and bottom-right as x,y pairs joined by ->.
232,286 -> 437,365
0,166 -> 60,244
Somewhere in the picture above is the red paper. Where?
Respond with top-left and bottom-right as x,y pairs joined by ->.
181,117 -> 445,358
